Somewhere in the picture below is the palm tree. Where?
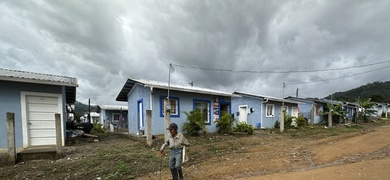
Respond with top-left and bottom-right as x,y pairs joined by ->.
321,103 -> 344,128
357,98 -> 376,122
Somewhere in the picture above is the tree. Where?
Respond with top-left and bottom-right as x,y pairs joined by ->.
321,103 -> 345,128
357,98 -> 376,122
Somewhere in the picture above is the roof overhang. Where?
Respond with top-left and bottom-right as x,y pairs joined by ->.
116,78 -> 238,102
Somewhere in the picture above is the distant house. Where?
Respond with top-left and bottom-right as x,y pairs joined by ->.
232,92 -> 300,128
81,112 -> 100,123
0,68 -> 77,150
116,78 -> 237,135
97,105 -> 128,129
286,97 -> 360,124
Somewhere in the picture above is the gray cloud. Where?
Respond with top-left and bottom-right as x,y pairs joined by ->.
1,0 -> 389,105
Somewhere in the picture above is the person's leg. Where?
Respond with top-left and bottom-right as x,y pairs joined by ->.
174,149 -> 184,179
169,150 -> 179,180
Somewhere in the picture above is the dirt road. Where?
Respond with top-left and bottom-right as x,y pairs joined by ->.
148,125 -> 390,180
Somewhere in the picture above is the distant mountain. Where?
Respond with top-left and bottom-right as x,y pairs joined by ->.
325,81 -> 390,103
74,101 -> 98,114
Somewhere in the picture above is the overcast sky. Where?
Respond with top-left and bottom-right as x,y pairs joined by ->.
1,0 -> 390,105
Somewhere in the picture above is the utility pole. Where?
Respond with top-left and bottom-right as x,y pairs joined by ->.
280,83 -> 285,132
296,88 -> 299,98
88,99 -> 91,123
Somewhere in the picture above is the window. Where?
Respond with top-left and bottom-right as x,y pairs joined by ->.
194,99 -> 210,124
266,104 -> 274,117
160,96 -> 180,118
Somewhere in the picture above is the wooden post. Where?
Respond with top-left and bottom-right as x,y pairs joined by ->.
55,113 -> 62,156
164,98 -> 170,141
6,112 -> 16,165
146,110 -> 153,147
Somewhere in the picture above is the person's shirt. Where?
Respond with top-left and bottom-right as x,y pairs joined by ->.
160,133 -> 190,151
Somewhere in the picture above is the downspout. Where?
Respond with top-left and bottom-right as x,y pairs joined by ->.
261,98 -> 269,129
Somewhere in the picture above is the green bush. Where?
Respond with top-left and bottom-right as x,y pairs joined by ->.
92,123 -> 105,133
215,113 -> 235,134
182,109 -> 206,136
233,122 -> 254,135
274,120 -> 280,128
296,116 -> 307,127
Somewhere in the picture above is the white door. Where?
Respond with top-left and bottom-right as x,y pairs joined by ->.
21,92 -> 63,147
239,105 -> 248,123
26,95 -> 59,146
292,107 -> 299,117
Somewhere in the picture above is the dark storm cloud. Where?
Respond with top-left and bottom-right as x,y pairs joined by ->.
1,0 -> 389,104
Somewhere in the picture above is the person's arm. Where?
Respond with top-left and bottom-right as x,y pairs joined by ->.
181,134 -> 190,147
160,139 -> 169,152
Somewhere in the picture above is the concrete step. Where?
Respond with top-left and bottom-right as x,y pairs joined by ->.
16,146 -> 57,162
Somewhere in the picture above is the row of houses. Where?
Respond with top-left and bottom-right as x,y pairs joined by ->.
1,67 -> 389,151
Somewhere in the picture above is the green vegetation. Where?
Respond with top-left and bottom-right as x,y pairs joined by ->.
321,103 -> 346,127
357,98 -> 376,122
214,112 -> 235,134
182,109 -> 207,136
233,122 -> 254,135
326,81 -> 390,103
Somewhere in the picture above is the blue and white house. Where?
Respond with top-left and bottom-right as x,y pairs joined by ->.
116,78 -> 238,135
232,91 -> 300,129
0,68 -> 78,150
97,105 -> 128,129
285,97 -> 326,124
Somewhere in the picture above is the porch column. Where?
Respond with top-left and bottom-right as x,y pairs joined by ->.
55,113 -> 62,155
146,110 -> 153,147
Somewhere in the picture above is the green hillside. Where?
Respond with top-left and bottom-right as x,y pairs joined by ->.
325,81 -> 390,103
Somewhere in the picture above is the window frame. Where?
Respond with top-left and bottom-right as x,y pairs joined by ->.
266,104 -> 275,117
193,99 -> 211,125
159,96 -> 180,118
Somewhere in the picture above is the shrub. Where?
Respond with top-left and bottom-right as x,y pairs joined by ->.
233,122 -> 254,135
214,113 -> 235,134
92,123 -> 105,133
274,120 -> 280,128
296,116 -> 307,127
182,109 -> 206,136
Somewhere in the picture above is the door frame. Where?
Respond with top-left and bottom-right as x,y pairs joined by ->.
238,105 -> 248,123
20,91 -> 63,148
137,99 -> 144,130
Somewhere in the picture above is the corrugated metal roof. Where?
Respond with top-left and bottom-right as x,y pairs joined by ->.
234,91 -> 300,104
0,67 -> 78,87
116,78 -> 238,101
98,105 -> 128,111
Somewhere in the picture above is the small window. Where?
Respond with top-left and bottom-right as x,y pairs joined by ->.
194,99 -> 210,124
266,104 -> 274,117
160,96 -> 180,118
283,106 -> 288,114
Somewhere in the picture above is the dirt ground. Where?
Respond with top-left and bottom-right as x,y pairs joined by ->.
1,119 -> 390,180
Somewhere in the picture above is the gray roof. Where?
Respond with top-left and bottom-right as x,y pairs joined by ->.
116,78 -> 238,101
234,91 -> 300,104
0,67 -> 78,103
98,105 -> 128,111
0,68 -> 78,87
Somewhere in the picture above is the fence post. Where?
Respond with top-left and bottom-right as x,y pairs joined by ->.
55,113 -> 62,156
6,112 -> 16,165
146,110 -> 153,147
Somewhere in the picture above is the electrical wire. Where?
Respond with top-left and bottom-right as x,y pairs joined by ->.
172,60 -> 390,74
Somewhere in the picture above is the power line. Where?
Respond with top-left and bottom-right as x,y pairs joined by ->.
172,60 -> 390,74
286,65 -> 390,85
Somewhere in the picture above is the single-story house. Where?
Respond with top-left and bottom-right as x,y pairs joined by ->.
0,68 -> 78,150
115,78 -> 238,135
232,91 -> 300,129
97,105 -> 128,129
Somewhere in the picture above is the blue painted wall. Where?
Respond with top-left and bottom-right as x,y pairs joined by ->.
231,96 -> 261,128
232,95 -> 300,128
0,81 -> 63,149
127,87 -> 232,135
